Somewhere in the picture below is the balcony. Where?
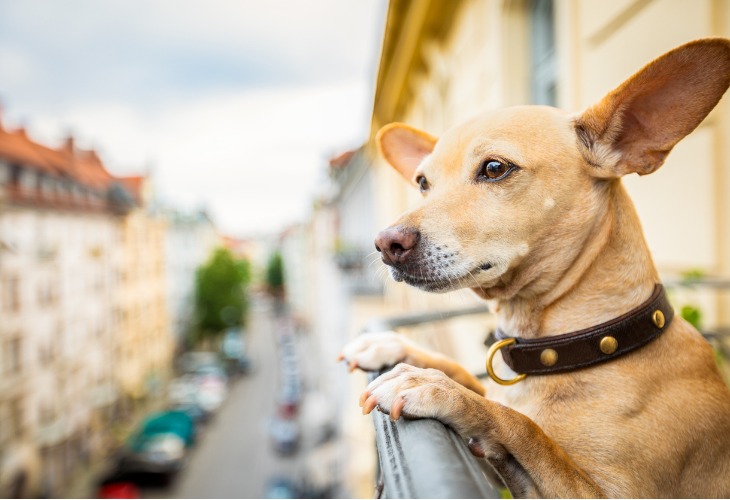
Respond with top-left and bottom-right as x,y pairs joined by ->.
333,248 -> 383,296
362,306 -> 500,499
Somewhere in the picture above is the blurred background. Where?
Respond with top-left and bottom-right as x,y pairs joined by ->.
1,0 -> 729,498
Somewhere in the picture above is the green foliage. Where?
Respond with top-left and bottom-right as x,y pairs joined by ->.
499,487 -> 513,499
680,304 -> 702,330
265,250 -> 285,292
680,268 -> 706,281
192,247 -> 251,343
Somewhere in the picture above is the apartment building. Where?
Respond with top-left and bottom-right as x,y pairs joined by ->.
0,119 -> 135,496
114,183 -> 172,403
0,116 -> 175,496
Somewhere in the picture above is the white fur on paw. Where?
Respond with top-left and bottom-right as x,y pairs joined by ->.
366,364 -> 453,420
342,331 -> 412,371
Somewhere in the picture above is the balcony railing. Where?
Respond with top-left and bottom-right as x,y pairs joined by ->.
362,278 -> 730,498
0,182 -> 133,214
362,305 -> 500,499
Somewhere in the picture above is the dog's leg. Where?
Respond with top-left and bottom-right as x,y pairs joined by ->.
361,364 -> 604,498
340,331 -> 485,396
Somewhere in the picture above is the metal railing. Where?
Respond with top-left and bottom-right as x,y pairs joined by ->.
362,306 -> 500,499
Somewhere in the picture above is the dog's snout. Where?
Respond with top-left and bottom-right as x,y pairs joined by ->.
375,226 -> 420,265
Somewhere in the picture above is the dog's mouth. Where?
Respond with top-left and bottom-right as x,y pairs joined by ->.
389,262 -> 494,292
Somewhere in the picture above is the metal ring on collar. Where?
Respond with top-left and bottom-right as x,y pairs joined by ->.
486,337 -> 527,386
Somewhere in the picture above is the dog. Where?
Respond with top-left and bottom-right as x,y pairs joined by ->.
340,38 -> 730,498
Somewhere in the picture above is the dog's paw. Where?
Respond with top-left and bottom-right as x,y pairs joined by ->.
359,363 -> 457,421
338,331 -> 416,372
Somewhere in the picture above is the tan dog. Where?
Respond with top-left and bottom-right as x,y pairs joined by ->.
341,39 -> 730,498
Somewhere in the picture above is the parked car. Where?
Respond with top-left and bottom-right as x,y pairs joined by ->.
265,477 -> 298,499
276,380 -> 302,418
96,480 -> 140,499
133,410 -> 196,447
168,376 -> 212,423
119,411 -> 195,477
191,366 -> 228,412
222,329 -> 254,375
178,351 -> 229,412
179,351 -> 221,373
268,416 -> 301,455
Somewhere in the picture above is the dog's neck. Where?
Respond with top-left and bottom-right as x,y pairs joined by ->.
492,181 -> 659,340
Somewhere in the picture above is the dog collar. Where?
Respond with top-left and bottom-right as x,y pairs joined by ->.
486,284 -> 674,385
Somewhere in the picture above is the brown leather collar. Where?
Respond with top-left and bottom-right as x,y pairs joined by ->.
492,284 -> 673,378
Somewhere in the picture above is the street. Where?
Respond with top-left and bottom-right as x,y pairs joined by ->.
144,297 -> 328,499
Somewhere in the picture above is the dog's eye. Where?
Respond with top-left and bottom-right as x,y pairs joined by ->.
416,175 -> 430,193
477,160 -> 515,182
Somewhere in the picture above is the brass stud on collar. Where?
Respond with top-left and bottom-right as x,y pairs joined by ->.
652,310 -> 665,329
600,336 -> 618,355
540,348 -> 558,367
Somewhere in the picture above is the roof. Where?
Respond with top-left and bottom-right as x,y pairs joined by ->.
0,121 -> 122,191
328,150 -> 356,170
118,175 -> 145,202
0,116 -> 141,213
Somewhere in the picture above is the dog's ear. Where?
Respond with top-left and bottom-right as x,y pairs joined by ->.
376,123 -> 437,183
575,38 -> 730,178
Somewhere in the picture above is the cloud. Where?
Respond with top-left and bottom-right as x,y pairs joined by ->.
0,0 -> 384,108
24,81 -> 370,235
0,0 -> 385,236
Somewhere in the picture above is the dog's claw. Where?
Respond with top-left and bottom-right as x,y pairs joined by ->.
359,390 -> 369,407
391,395 -> 405,420
362,395 -> 378,415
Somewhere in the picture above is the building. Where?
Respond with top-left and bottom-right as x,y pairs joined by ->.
114,178 -> 173,404
0,112 -> 178,497
0,119 -> 134,497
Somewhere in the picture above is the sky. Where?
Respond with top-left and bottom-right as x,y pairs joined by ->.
0,0 -> 386,236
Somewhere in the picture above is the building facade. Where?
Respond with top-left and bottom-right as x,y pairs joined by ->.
115,189 -> 173,403
0,121 -> 134,497
0,117 -> 174,497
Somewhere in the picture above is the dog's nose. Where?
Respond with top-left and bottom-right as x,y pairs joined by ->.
375,226 -> 420,265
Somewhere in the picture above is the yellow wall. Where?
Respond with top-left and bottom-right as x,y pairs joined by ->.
117,210 -> 172,399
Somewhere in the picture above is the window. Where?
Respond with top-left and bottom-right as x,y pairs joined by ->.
9,164 -> 21,185
529,0 -> 557,106
2,275 -> 21,312
8,397 -> 25,437
20,169 -> 36,192
0,404 -> 8,444
0,161 -> 9,184
4,337 -> 22,375
38,280 -> 58,306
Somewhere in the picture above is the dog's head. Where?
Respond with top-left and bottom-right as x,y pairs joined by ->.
374,38 -> 730,298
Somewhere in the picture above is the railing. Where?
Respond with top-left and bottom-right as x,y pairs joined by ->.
0,182 -> 132,214
362,278 -> 730,498
362,306 -> 500,499
665,277 -> 730,359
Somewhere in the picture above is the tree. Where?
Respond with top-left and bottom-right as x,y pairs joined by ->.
265,250 -> 285,297
192,247 -> 251,344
